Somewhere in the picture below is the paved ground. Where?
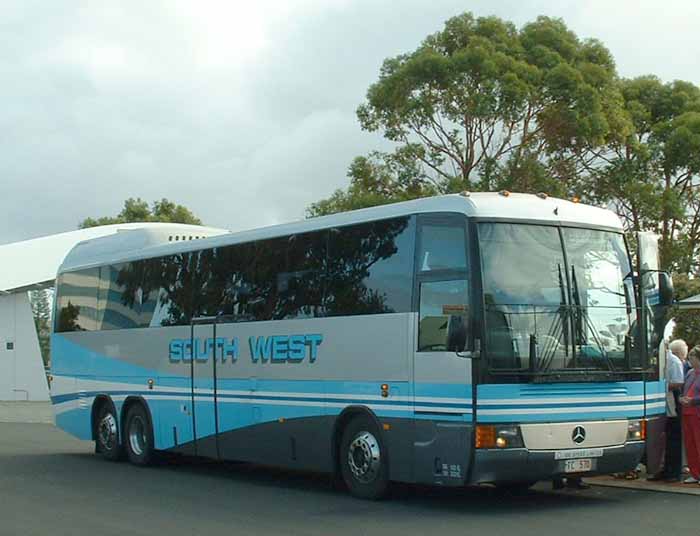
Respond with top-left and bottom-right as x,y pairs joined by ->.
1,423 -> 698,536
0,402 -> 53,424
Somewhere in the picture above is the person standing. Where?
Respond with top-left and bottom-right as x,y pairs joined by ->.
680,346 -> 700,484
661,340 -> 686,480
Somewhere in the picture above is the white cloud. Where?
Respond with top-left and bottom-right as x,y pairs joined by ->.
1,0 -> 699,244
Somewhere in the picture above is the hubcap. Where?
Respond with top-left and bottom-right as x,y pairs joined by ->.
347,431 -> 381,484
128,415 -> 147,456
98,413 -> 117,451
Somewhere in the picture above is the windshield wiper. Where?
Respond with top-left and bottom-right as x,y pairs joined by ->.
536,264 -> 570,374
570,265 -> 616,372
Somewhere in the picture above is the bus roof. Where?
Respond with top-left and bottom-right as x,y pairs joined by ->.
58,193 -> 623,274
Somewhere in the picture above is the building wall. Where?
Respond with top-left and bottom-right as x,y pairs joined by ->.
0,292 -> 50,401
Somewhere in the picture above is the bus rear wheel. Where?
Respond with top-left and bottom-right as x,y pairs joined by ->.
95,403 -> 122,461
124,403 -> 155,466
340,415 -> 389,500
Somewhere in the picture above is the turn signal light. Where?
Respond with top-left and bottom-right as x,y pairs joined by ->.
476,425 -> 496,449
627,419 -> 646,441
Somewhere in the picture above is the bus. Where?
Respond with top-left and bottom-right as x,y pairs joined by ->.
50,193 -> 672,499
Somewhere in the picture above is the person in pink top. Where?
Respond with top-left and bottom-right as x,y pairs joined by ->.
680,346 -> 700,484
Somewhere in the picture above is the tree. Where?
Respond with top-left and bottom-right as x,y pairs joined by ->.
310,13 -> 629,216
79,198 -> 202,228
670,275 -> 700,348
586,77 -> 700,272
29,289 -> 52,366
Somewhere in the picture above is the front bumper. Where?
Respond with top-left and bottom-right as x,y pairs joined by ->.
469,441 -> 645,484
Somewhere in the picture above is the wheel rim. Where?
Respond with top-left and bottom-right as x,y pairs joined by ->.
347,431 -> 381,484
128,415 -> 147,456
98,412 -> 117,451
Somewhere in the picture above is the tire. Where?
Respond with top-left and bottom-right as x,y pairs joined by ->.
124,403 -> 155,466
340,415 -> 389,500
95,403 -> 122,461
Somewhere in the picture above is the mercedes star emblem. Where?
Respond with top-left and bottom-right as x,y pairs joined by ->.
572,426 -> 586,444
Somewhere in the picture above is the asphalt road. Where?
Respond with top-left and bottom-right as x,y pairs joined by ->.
1,423 -> 696,536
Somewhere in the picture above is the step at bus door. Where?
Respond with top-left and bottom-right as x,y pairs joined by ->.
190,316 -> 221,459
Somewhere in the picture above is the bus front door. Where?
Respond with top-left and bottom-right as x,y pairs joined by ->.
190,317 -> 220,459
413,277 -> 473,485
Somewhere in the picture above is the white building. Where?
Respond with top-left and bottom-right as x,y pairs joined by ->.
0,223 -> 228,401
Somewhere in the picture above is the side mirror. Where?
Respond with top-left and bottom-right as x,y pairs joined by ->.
659,271 -> 674,307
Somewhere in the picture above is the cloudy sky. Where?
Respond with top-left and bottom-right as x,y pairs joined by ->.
2,0 -> 699,244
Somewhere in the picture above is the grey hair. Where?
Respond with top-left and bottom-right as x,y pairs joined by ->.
670,339 -> 689,359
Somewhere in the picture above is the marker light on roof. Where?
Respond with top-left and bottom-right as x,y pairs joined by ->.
537,192 -> 548,199
499,190 -> 510,197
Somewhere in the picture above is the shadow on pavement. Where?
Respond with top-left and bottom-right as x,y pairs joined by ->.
16,448 -> 643,515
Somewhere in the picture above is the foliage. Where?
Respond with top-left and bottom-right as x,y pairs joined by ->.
311,13 -> 630,216
29,289 -> 52,366
586,77 -> 700,272
670,275 -> 700,348
310,10 -> 700,303
308,152 -> 438,217
79,198 -> 202,228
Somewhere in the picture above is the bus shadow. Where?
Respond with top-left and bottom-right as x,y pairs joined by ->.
149,452 -> 637,514
26,450 -> 642,515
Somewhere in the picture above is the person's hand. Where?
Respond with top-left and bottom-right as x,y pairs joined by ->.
680,396 -> 690,406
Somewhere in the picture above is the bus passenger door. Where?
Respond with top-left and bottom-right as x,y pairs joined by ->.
412,214 -> 473,485
190,318 -> 220,459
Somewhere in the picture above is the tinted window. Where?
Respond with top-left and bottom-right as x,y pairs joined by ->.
142,253 -> 198,327
192,233 -> 327,323
55,269 -> 99,332
96,263 -> 142,330
275,231 -> 327,320
325,217 -> 414,316
417,216 -> 467,272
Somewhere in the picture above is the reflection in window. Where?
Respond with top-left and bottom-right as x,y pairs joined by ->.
479,224 -> 568,370
562,228 -> 638,367
326,217 -> 414,316
54,216 -> 417,331
54,269 -> 99,332
418,218 -> 467,272
418,280 -> 469,352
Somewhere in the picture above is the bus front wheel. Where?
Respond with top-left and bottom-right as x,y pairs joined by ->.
340,415 -> 389,500
124,403 -> 155,466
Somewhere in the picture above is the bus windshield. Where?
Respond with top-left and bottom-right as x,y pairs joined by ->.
479,223 -> 640,374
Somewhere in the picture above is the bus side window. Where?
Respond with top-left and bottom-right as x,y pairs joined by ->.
418,280 -> 470,352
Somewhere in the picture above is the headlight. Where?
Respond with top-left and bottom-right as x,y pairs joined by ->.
476,425 -> 524,449
627,419 -> 646,441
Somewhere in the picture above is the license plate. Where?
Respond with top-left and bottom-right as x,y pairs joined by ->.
555,448 -> 603,460
564,458 -> 593,473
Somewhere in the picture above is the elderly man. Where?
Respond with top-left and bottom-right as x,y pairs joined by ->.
663,340 -> 687,481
